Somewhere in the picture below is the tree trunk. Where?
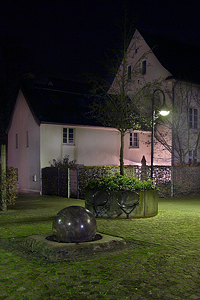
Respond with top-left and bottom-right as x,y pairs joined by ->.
120,131 -> 125,176
1,144 -> 7,211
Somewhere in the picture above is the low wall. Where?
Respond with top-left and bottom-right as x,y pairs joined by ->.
85,189 -> 158,219
42,165 -> 200,199
78,165 -> 172,198
173,166 -> 200,195
79,165 -> 200,198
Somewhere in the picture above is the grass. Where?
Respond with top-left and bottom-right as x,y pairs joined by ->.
0,195 -> 85,238
1,193 -> 200,248
0,193 -> 200,299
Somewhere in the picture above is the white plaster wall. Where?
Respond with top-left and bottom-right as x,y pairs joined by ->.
110,30 -> 172,94
153,134 -> 172,165
124,30 -> 172,113
124,131 -> 151,165
133,30 -> 171,82
173,82 -> 200,164
40,124 -> 63,168
124,130 -> 171,166
40,124 -> 121,167
109,29 -> 172,166
40,124 -> 170,168
73,127 -> 120,165
8,90 -> 41,193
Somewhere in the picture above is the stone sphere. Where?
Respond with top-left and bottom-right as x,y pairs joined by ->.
52,206 -> 97,243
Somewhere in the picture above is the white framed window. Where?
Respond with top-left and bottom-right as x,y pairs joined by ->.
189,108 -> 198,129
142,60 -> 146,75
188,149 -> 198,165
63,128 -> 75,144
130,132 -> 139,148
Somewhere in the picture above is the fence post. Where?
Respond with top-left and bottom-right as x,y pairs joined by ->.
57,168 -> 60,196
77,166 -> 79,199
67,168 -> 70,198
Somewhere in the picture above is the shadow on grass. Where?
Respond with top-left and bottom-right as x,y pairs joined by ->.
0,216 -> 55,225
6,194 -> 85,211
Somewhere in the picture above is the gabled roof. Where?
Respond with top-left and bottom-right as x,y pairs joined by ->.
12,31 -> 200,129
47,77 -> 92,94
20,80 -> 101,127
139,29 -> 200,84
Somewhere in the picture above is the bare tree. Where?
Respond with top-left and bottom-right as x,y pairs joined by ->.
155,81 -> 200,165
88,16 -> 160,175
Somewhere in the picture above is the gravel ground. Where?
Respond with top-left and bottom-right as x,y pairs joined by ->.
0,193 -> 200,300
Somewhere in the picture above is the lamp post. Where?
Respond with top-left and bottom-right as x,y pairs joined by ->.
151,89 -> 170,179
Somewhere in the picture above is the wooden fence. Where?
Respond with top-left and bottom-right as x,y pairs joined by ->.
42,167 -> 78,198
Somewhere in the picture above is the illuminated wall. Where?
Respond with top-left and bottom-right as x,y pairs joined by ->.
7,91 -> 41,193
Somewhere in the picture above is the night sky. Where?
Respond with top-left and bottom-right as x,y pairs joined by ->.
0,0 -> 200,82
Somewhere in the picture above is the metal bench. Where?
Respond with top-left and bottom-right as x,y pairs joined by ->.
86,190 -> 110,218
117,191 -> 140,218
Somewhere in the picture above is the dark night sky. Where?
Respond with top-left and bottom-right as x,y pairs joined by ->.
0,0 -> 200,82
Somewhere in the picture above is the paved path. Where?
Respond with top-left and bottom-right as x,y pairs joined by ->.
0,193 -> 200,299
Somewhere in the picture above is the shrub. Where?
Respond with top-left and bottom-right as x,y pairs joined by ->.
49,155 -> 76,168
85,174 -> 156,191
0,166 -> 18,206
6,167 -> 18,205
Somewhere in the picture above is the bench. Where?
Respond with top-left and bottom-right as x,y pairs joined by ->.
116,191 -> 140,218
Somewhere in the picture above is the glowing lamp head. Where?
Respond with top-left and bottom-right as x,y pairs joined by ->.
159,110 -> 170,116
159,101 -> 170,116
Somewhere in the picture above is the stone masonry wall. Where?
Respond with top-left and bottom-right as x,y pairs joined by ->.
78,165 -> 200,198
42,165 -> 200,199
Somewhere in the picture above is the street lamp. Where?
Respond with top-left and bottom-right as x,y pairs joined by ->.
151,89 -> 170,179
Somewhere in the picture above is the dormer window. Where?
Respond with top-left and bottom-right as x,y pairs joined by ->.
142,60 -> 146,75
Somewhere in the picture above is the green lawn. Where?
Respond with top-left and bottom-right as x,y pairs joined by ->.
0,193 -> 200,299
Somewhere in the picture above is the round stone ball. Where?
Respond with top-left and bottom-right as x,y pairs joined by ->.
52,206 -> 97,243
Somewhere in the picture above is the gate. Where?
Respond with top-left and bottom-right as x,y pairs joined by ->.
42,167 -> 78,198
